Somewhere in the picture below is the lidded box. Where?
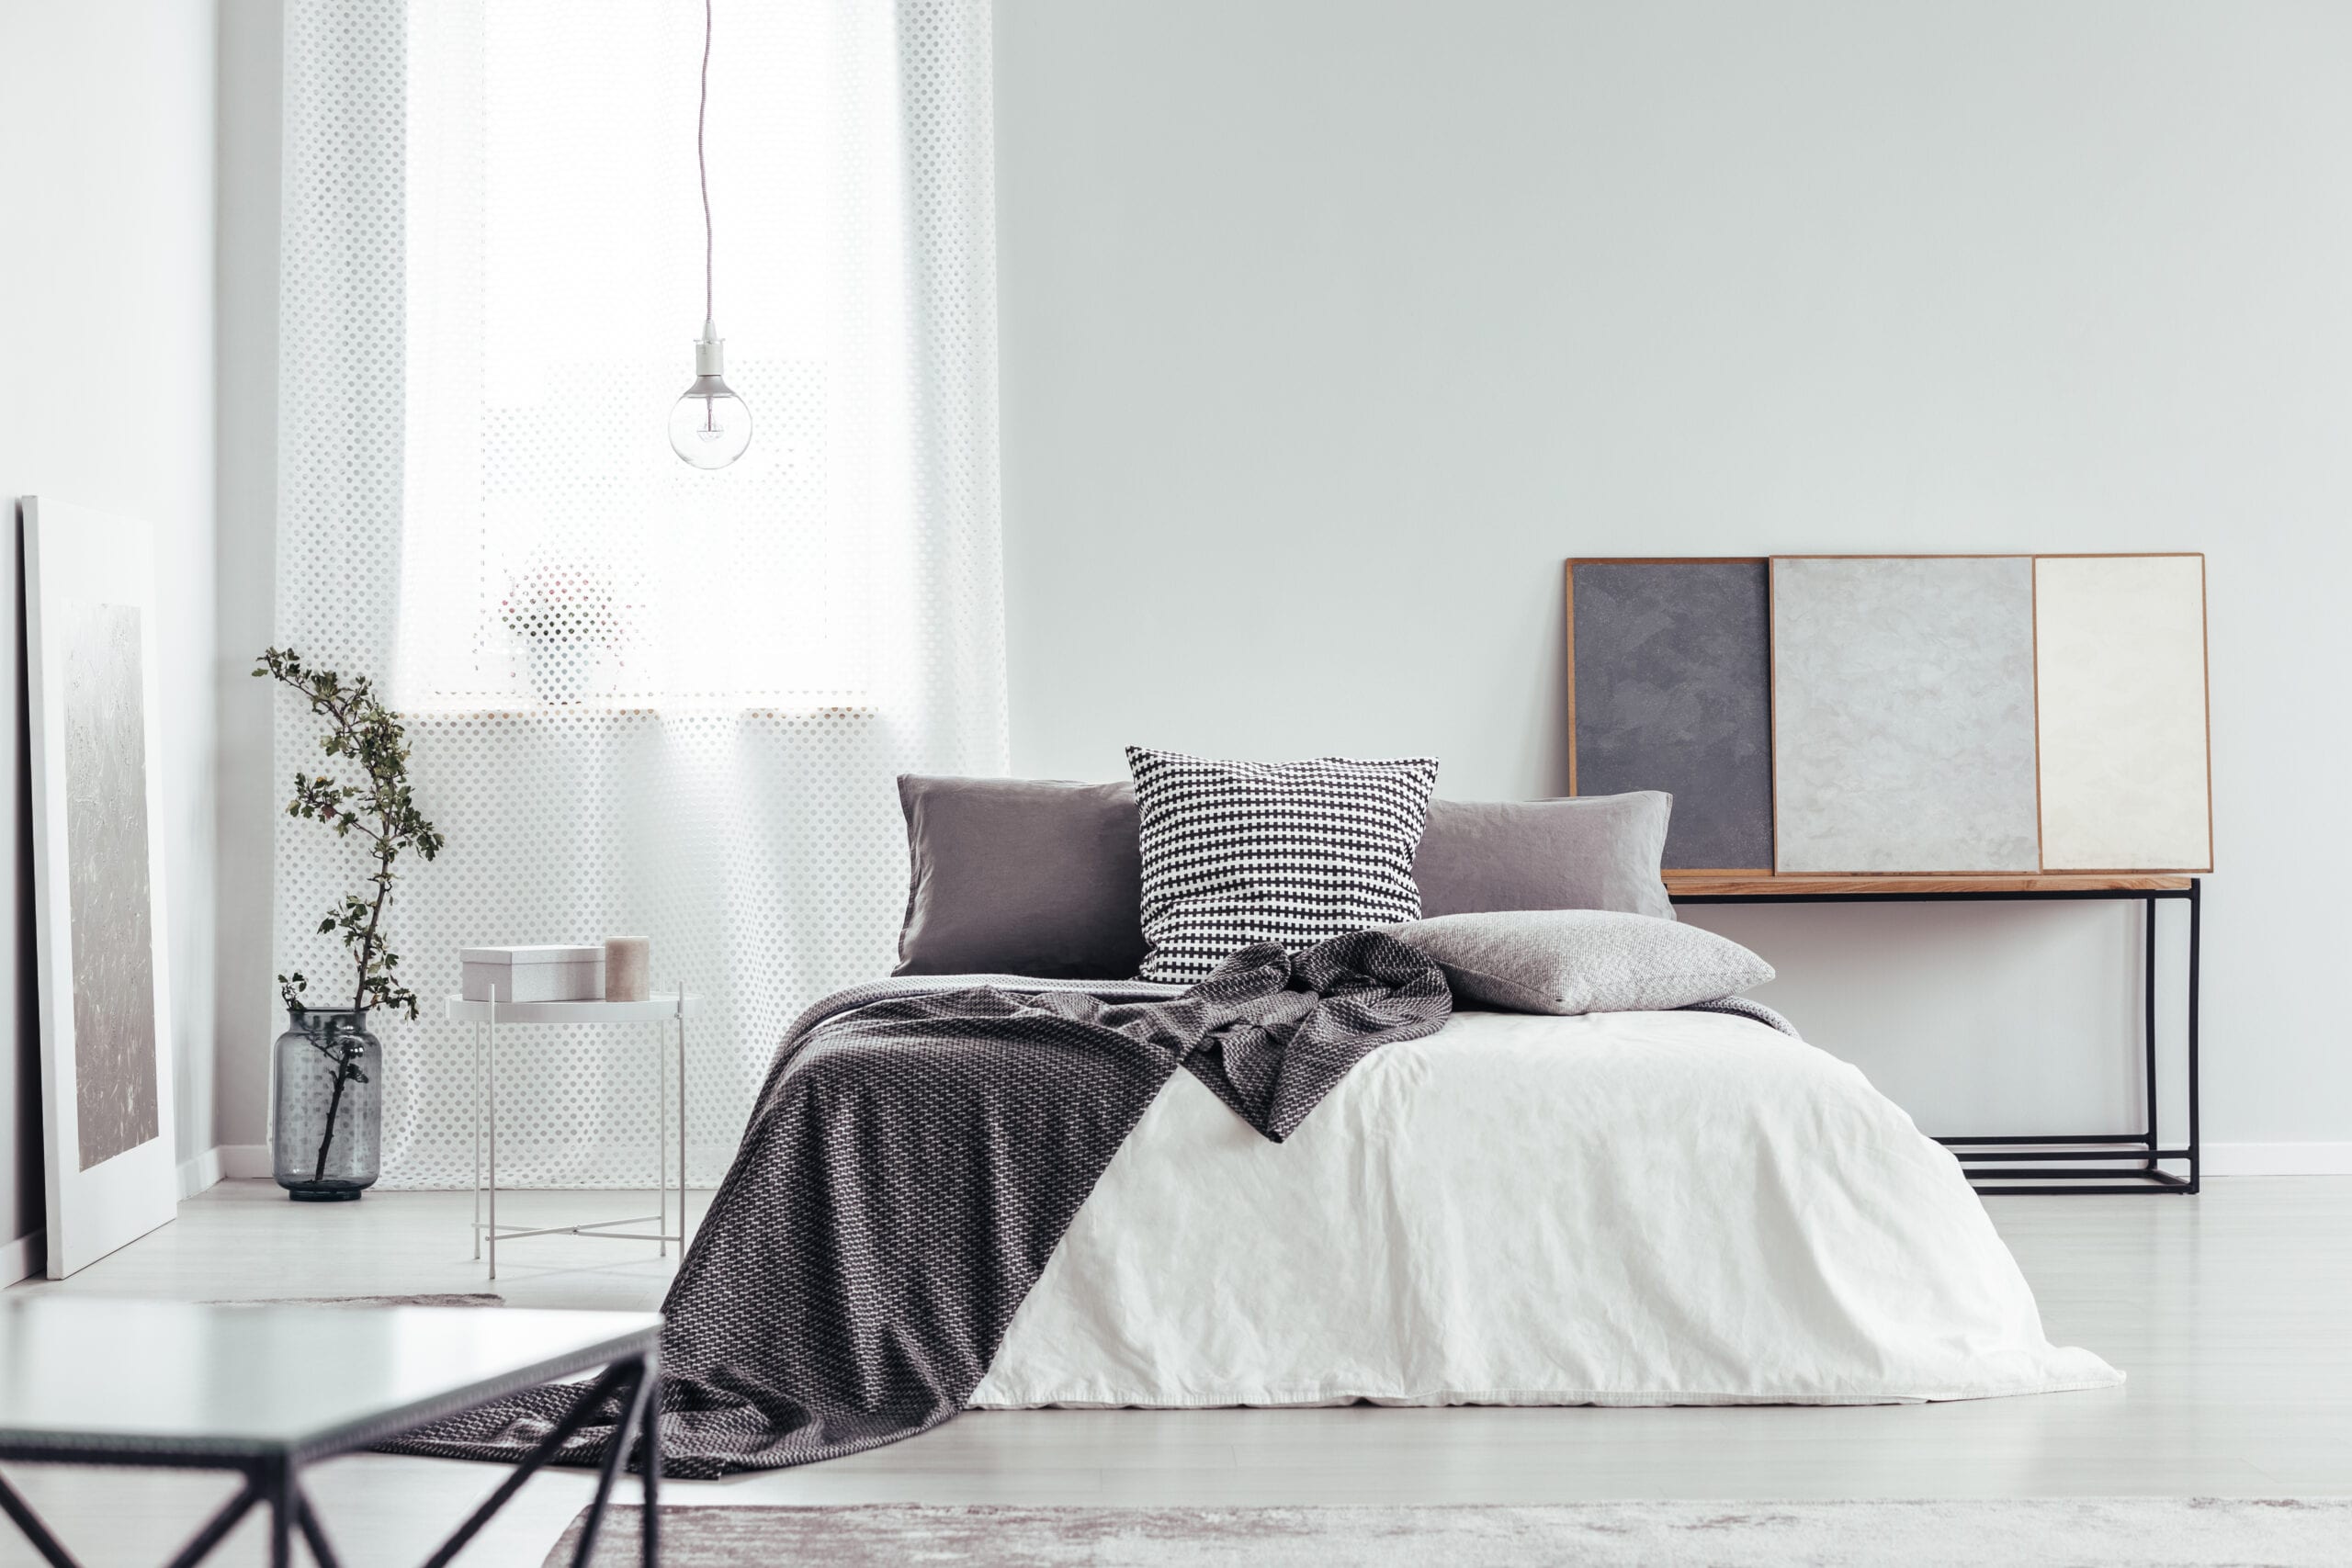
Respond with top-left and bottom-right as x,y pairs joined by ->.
459,944 -> 606,1004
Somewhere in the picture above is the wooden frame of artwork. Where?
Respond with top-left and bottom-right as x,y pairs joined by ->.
21,496 -> 180,1277
1564,550 -> 2213,882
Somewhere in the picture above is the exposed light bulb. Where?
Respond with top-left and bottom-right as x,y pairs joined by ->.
669,321 -> 752,469
673,3 -> 750,470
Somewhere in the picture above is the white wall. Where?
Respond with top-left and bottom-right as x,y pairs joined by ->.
1,1 -> 222,1256
995,1 -> 2352,1148
214,0 -> 285,1156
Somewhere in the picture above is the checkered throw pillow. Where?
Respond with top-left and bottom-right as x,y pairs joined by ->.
1125,746 -> 1442,983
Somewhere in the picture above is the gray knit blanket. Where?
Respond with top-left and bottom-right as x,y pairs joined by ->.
382,931 -> 1452,1477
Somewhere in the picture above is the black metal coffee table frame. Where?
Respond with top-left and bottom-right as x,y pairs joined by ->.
0,1346 -> 660,1568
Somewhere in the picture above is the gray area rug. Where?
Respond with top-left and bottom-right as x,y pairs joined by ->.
548,1499 -> 2352,1566
215,1292 -> 504,1307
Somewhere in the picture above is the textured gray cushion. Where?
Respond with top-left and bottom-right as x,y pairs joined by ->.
1411,793 -> 1676,921
1382,908 -> 1773,1016
894,776 -> 1147,979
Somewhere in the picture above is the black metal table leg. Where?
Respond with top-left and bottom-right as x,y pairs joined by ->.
1928,886 -> 2198,1192
261,1459 -> 292,1568
2187,877 -> 2202,1193
639,1349 -> 662,1568
154,1482 -> 264,1568
0,1467 -> 81,1568
571,1355 -> 657,1568
2143,895 -> 2159,1172
422,1361 -> 637,1568
294,1481 -> 343,1568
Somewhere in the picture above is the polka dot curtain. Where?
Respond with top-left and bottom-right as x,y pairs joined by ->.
276,1 -> 1004,1188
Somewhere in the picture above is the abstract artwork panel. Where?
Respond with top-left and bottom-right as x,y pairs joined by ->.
1570,559 -> 1773,870
62,601 -> 161,1169
2034,555 -> 2211,870
26,496 -> 178,1276
1771,557 -> 2041,874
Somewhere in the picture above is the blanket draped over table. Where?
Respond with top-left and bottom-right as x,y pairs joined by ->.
381,931 -> 1452,1477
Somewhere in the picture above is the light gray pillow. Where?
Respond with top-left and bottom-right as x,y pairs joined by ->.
1411,794 -> 1675,922
1381,908 -> 1772,1016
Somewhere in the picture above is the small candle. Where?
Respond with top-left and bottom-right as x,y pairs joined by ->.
605,937 -> 650,1002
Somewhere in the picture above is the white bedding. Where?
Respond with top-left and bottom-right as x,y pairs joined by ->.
971,1007 -> 2119,1409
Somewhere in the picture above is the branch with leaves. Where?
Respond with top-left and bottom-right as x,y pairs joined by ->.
257,648 -> 444,1186
257,647 -> 445,1018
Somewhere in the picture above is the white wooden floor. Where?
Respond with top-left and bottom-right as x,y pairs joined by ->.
3,1177 -> 2347,1565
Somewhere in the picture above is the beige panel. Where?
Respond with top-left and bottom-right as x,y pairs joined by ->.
2034,556 -> 2211,871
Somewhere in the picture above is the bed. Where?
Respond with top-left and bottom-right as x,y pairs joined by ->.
394,770 -> 2120,1478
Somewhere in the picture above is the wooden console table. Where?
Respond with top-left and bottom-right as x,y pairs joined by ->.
1666,873 -> 2201,1195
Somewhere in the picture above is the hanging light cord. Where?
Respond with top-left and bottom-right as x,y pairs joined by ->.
698,0 -> 715,329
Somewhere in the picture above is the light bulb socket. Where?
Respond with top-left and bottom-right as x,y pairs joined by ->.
695,331 -> 725,377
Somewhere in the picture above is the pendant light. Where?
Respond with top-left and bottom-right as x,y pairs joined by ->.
669,0 -> 752,469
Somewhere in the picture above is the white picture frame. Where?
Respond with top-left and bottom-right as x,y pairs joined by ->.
21,496 -> 179,1277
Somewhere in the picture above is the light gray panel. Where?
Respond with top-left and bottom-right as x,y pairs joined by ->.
62,602 -> 159,1169
1571,560 -> 1772,870
1772,558 -> 2041,873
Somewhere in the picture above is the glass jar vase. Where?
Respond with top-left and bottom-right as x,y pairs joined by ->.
272,1006 -> 383,1201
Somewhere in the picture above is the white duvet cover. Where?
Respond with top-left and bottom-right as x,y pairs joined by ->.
971,1007 -> 2119,1409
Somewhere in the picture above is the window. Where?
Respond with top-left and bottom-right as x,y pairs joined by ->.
396,1 -> 922,713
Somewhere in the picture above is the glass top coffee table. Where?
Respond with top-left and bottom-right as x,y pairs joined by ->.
0,1298 -> 662,1567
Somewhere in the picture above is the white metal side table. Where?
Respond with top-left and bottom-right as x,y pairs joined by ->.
445,987 -> 699,1279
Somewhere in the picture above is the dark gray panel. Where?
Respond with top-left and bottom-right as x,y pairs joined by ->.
1572,560 -> 1772,870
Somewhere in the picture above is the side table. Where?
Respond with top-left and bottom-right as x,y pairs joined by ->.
0,1298 -> 661,1567
445,988 -> 700,1279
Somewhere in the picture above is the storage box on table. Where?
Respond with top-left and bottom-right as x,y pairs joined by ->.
458,944 -> 607,1003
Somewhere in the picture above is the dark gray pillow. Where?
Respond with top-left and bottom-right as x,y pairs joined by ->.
893,776 -> 1147,978
1383,908 -> 1770,1015
1411,793 -> 1676,921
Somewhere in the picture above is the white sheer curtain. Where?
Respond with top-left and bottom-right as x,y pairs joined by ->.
275,1 -> 1002,1186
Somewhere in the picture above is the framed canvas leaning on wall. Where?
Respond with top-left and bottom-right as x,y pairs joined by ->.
21,497 -> 179,1277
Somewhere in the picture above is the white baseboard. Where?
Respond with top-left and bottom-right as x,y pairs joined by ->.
175,1146 -> 223,1200
143,1141 -> 2352,1217
2203,1143 -> 2352,1176
1,1228 -> 44,1286
175,1144 -> 275,1199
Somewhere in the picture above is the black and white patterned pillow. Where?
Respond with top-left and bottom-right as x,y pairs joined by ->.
1125,747 -> 1442,984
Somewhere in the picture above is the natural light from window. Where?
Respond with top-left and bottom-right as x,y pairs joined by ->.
396,0 -> 911,713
